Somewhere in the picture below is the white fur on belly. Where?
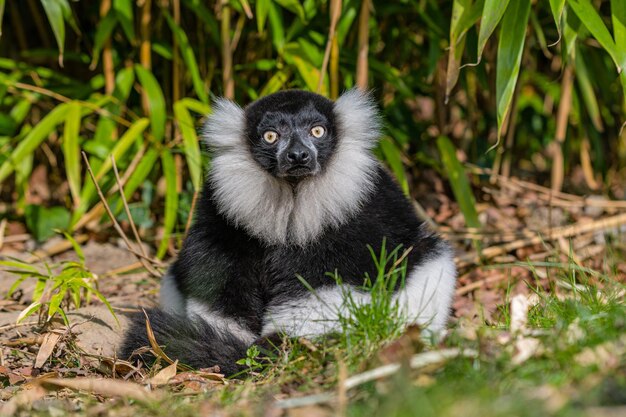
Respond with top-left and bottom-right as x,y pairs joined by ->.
261,249 -> 457,337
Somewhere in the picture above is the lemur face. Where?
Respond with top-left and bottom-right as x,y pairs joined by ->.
244,91 -> 337,181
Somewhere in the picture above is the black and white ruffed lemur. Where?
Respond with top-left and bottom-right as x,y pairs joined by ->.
120,89 -> 457,375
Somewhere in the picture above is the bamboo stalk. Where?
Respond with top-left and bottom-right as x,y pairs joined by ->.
317,0 -> 342,94
172,0 -> 181,105
550,65 -> 574,192
99,0 -> 115,96
8,4 -> 28,50
220,1 -> 234,99
140,0 -> 153,113
356,0 -> 370,90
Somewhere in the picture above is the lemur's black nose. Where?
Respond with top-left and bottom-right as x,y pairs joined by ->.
287,149 -> 310,164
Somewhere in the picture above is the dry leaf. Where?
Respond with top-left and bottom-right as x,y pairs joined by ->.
148,361 -> 178,386
39,377 -> 156,402
34,333 -> 61,368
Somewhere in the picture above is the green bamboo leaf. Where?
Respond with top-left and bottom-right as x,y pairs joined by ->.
174,101 -> 202,191
135,65 -> 166,142
549,0 -> 566,38
122,147 -> 159,200
41,0 -> 68,64
568,0 -> 621,71
63,232 -> 85,263
164,12 -> 208,103
275,0 -> 306,22
612,0 -> 626,103
446,0 -> 481,100
157,150 -> 178,259
113,0 -> 135,41
90,10 -> 118,69
268,2 -> 285,53
63,102 -> 82,206
94,118 -> 149,181
178,98 -> 211,115
16,301 -> 42,324
563,6 -> 581,59
0,103 -> 69,183
495,0 -> 531,142
436,136 -> 480,230
575,47 -> 603,132
379,137 -> 409,195
181,0 -> 219,43
260,69 -> 290,96
256,0 -> 270,32
476,0 -> 511,64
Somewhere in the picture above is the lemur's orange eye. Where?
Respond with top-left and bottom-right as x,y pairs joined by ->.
263,131 -> 278,144
310,126 -> 325,138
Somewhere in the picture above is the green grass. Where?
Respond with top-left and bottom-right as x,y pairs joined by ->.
8,247 -> 626,417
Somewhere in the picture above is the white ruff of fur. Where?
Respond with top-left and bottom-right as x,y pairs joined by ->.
203,90 -> 381,246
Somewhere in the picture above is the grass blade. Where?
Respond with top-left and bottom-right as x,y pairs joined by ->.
164,12 -> 208,103
135,65 -> 166,142
174,100 -> 202,191
63,102 -> 82,207
122,147 -> 159,200
0,103 -> 69,183
0,0 -> 5,38
575,46 -> 604,132
436,136 -> 480,230
113,0 -> 135,41
157,149 -> 178,259
379,137 -> 409,195
495,0 -> 531,142
549,0 -> 566,39
568,0 -> 621,71
40,0 -> 67,65
475,0 -> 511,64
90,10 -> 118,69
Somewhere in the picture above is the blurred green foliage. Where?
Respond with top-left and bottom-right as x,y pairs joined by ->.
0,0 -> 624,251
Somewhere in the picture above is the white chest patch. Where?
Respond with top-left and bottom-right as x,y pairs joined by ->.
203,90 -> 381,246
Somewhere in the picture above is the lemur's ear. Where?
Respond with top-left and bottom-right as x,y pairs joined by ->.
202,98 -> 246,149
333,89 -> 381,147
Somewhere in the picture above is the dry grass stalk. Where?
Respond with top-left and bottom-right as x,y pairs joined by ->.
81,152 -> 163,270
110,156 -> 160,277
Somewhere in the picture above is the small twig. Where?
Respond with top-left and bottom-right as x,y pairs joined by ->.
111,155 -> 160,277
455,272 -> 508,296
82,152 -> 163,271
